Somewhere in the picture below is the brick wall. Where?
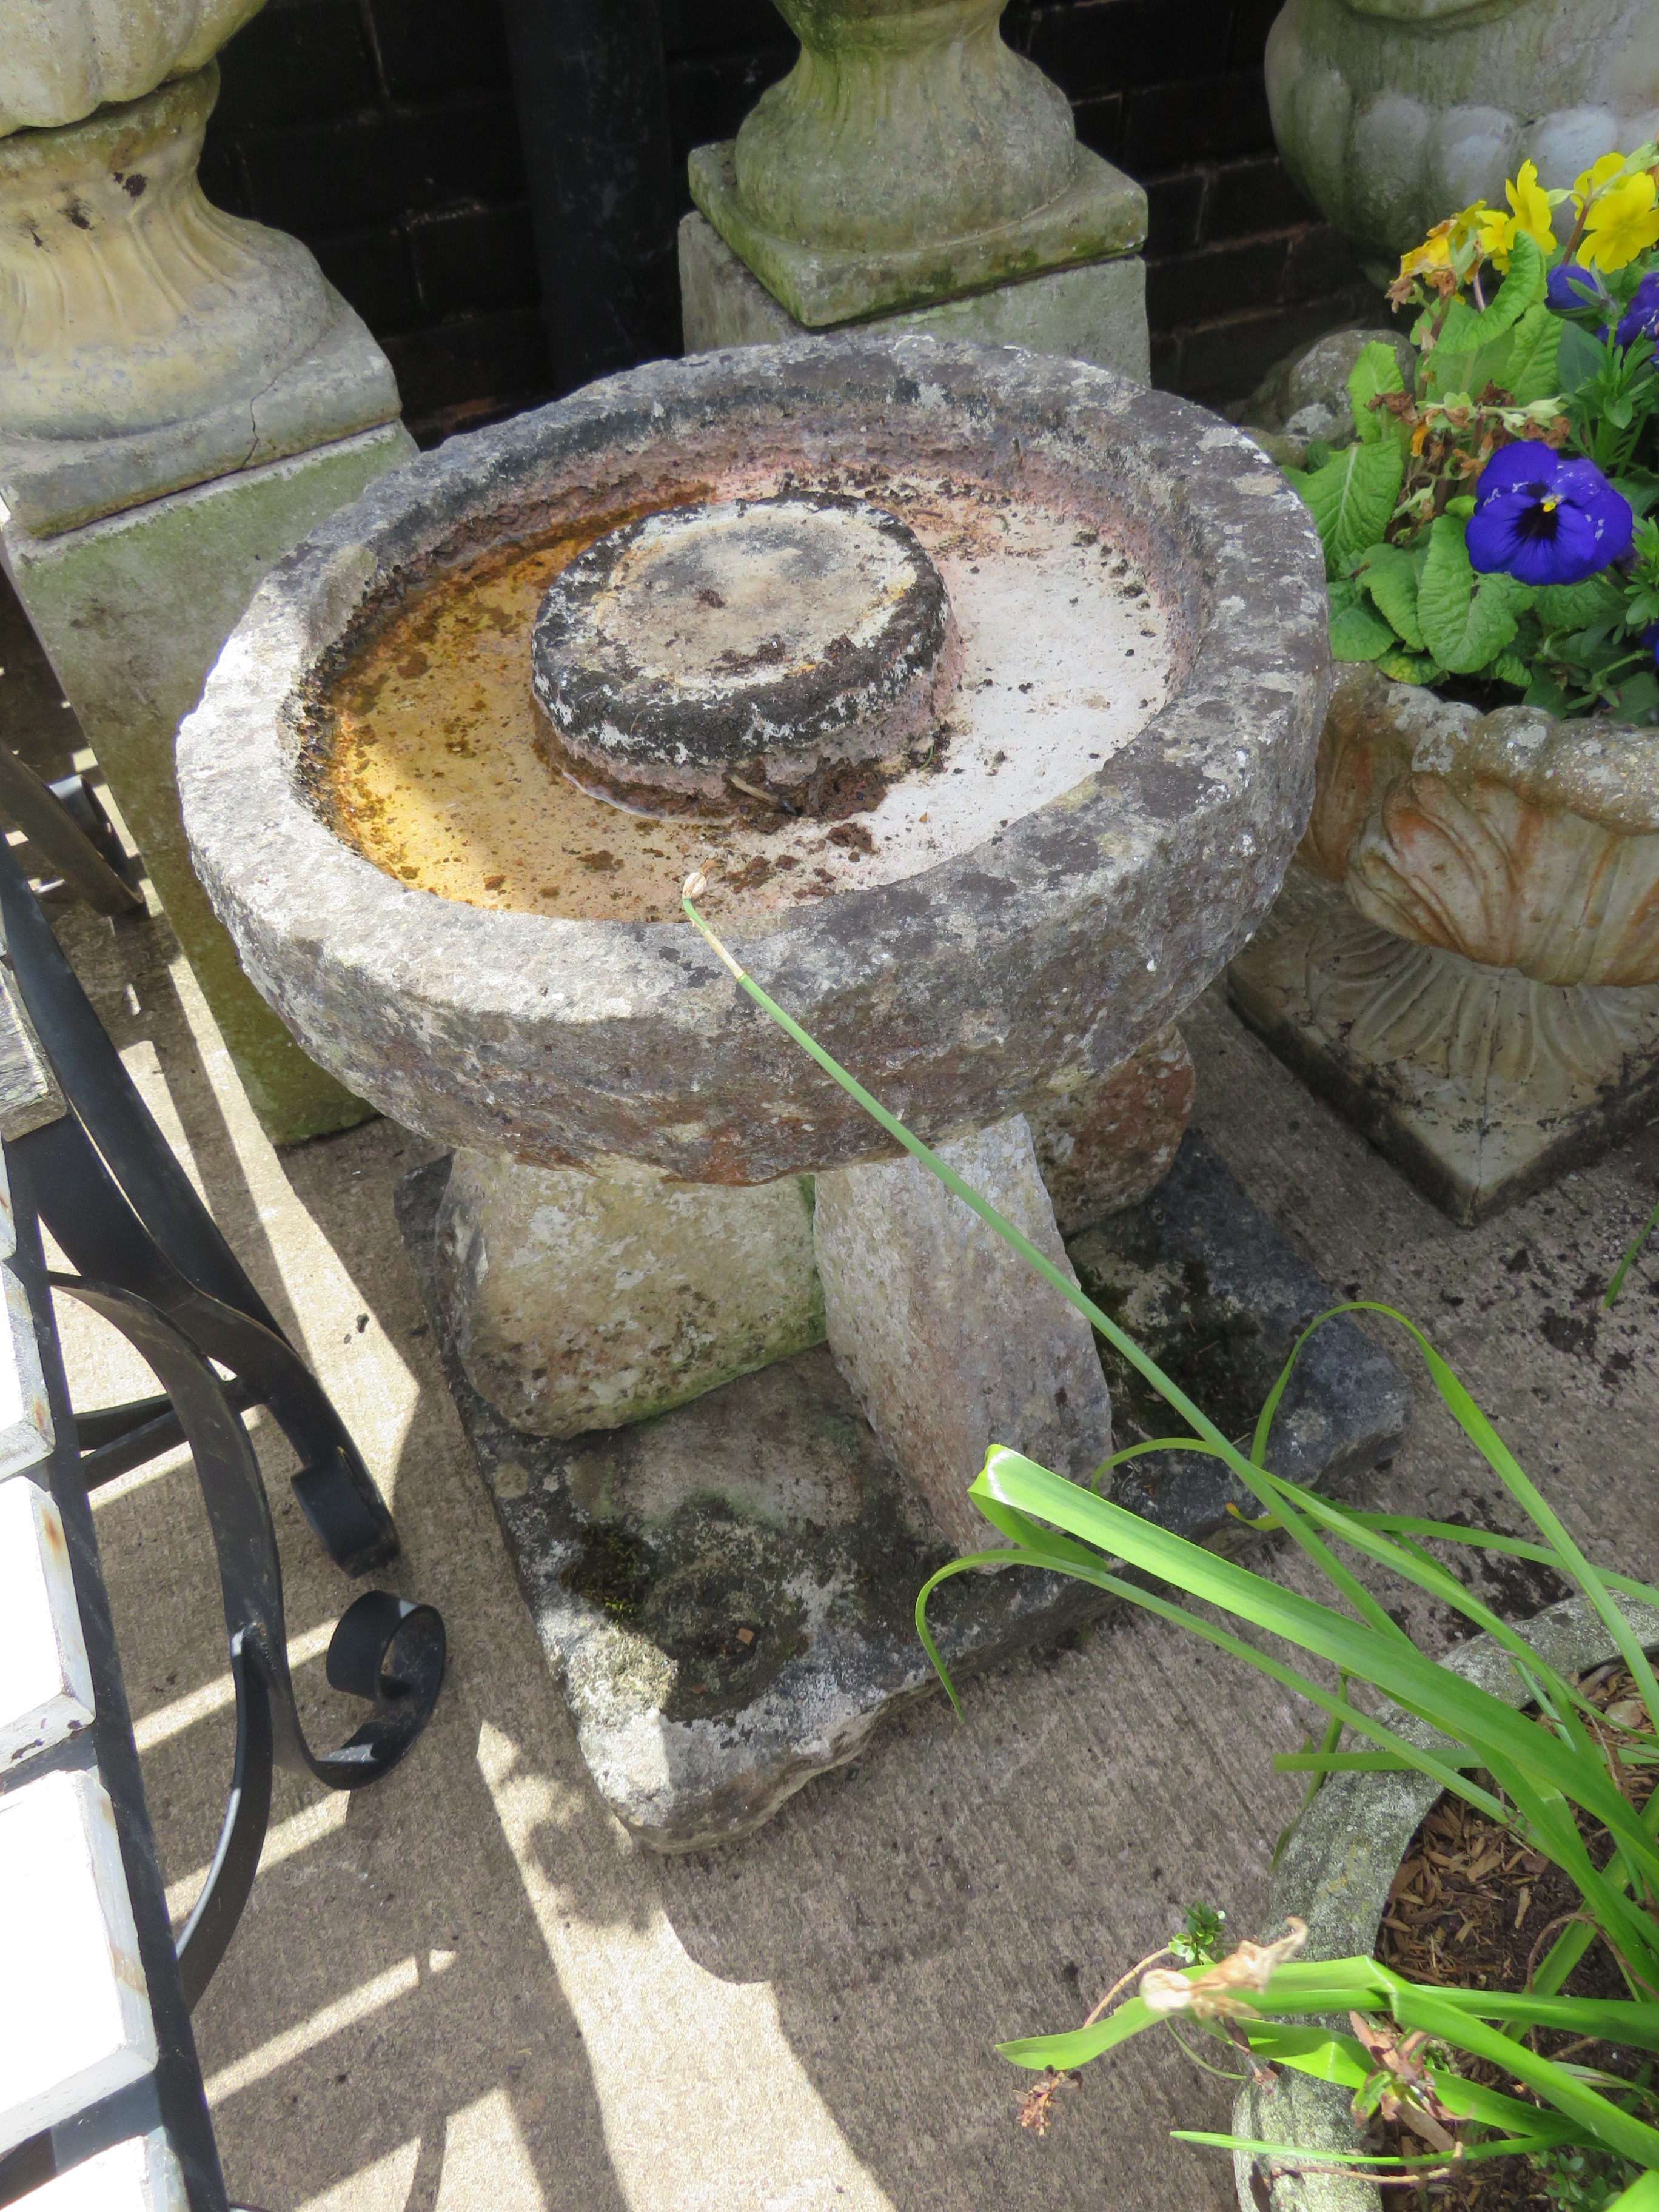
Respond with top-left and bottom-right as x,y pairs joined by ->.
204,0 -> 1382,438
203,0 -> 546,441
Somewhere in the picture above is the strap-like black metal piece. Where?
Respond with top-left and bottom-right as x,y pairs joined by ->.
0,839 -> 446,2046
0,837 -> 397,1574
0,746 -> 142,918
53,1277 -> 445,2007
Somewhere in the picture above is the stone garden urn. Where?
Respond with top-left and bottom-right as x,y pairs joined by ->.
1229,663 -> 1659,1222
177,333 -> 1334,1840
0,0 -> 397,534
686,0 -> 1145,328
1265,0 -> 1659,260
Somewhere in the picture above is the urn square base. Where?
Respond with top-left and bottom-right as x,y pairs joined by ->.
395,1135 -> 1407,1852
0,289 -> 400,543
2,421 -> 415,1145
1228,871 -> 1659,1227
679,208 -> 1150,384
684,135 -> 1147,344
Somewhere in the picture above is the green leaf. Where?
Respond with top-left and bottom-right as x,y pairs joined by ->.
1378,649 -> 1441,683
1489,649 -> 1533,689
1355,540 -> 1425,649
1423,239 -> 1548,398
1537,576 -> 1627,632
1416,513 -> 1526,674
1346,341 -> 1404,443
1477,300 -> 1561,406
1606,2170 -> 1659,2212
1327,582 -> 1398,660
1557,319 -> 1606,394
1298,440 -> 1404,578
1615,668 -> 1659,722
1467,233 -> 1547,344
1525,667 -> 1574,714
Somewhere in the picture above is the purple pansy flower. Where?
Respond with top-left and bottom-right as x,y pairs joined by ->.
1467,443 -> 1634,586
1547,261 -> 1602,314
1616,272 -> 1659,348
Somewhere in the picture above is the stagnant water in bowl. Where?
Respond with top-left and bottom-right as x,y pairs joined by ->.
320,463 -> 1180,927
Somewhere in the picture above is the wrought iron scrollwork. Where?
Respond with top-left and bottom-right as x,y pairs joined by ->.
0,840 -> 445,2012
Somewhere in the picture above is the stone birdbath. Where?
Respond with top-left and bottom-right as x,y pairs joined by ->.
179,335 -> 1347,1845
1266,0 -> 1659,263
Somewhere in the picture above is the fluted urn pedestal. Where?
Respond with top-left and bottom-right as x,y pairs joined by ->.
680,0 -> 1150,381
0,22 -> 414,1142
1230,666 -> 1659,1224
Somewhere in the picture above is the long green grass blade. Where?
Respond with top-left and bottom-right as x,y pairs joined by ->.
1606,1198 -> 1659,1308
1338,1516 -> 1659,1611
1173,2132 -> 1574,2166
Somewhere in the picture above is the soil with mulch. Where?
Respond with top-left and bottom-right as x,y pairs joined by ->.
1358,1660 -> 1657,2207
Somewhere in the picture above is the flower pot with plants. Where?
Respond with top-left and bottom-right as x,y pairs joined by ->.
1230,147 -> 1659,1225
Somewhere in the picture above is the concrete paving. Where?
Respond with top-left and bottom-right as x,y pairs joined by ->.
11,577 -> 1659,2212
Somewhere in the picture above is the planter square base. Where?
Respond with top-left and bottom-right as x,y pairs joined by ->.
686,140 -> 1146,330
0,292 -> 400,542
395,1136 -> 1407,1852
1228,871 -> 1659,1227
678,212 -> 1150,384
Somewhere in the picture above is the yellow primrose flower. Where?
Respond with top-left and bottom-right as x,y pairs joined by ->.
1581,171 -> 1659,271
1506,160 -> 1557,252
1397,219 -> 1453,281
1478,206 -> 1517,270
1573,150 -> 1629,210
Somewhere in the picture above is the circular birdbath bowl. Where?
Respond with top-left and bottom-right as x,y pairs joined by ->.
179,335 -> 1329,1185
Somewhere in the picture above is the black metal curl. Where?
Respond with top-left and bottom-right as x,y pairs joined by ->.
0,839 -> 397,1575
50,1276 -> 445,2009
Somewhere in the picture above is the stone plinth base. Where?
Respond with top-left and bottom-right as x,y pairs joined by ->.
813,1115 -> 1115,1554
678,211 -> 1150,384
434,1149 -> 825,1438
688,139 -> 1146,332
1228,871 -> 1659,1225
2,422 -> 415,1146
0,301 -> 400,543
395,1136 -> 1407,1850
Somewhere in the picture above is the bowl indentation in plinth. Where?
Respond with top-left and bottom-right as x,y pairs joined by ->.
531,494 -> 957,805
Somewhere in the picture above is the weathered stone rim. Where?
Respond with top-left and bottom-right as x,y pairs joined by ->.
178,333 -> 1330,1183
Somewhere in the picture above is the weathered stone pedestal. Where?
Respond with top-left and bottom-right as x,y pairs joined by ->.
679,0 -> 1150,380
176,335 -> 1341,1836
397,1130 -> 1409,1849
0,60 -> 412,1142
680,211 -> 1150,383
814,1114 -> 1116,1553
434,1150 -> 825,1436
